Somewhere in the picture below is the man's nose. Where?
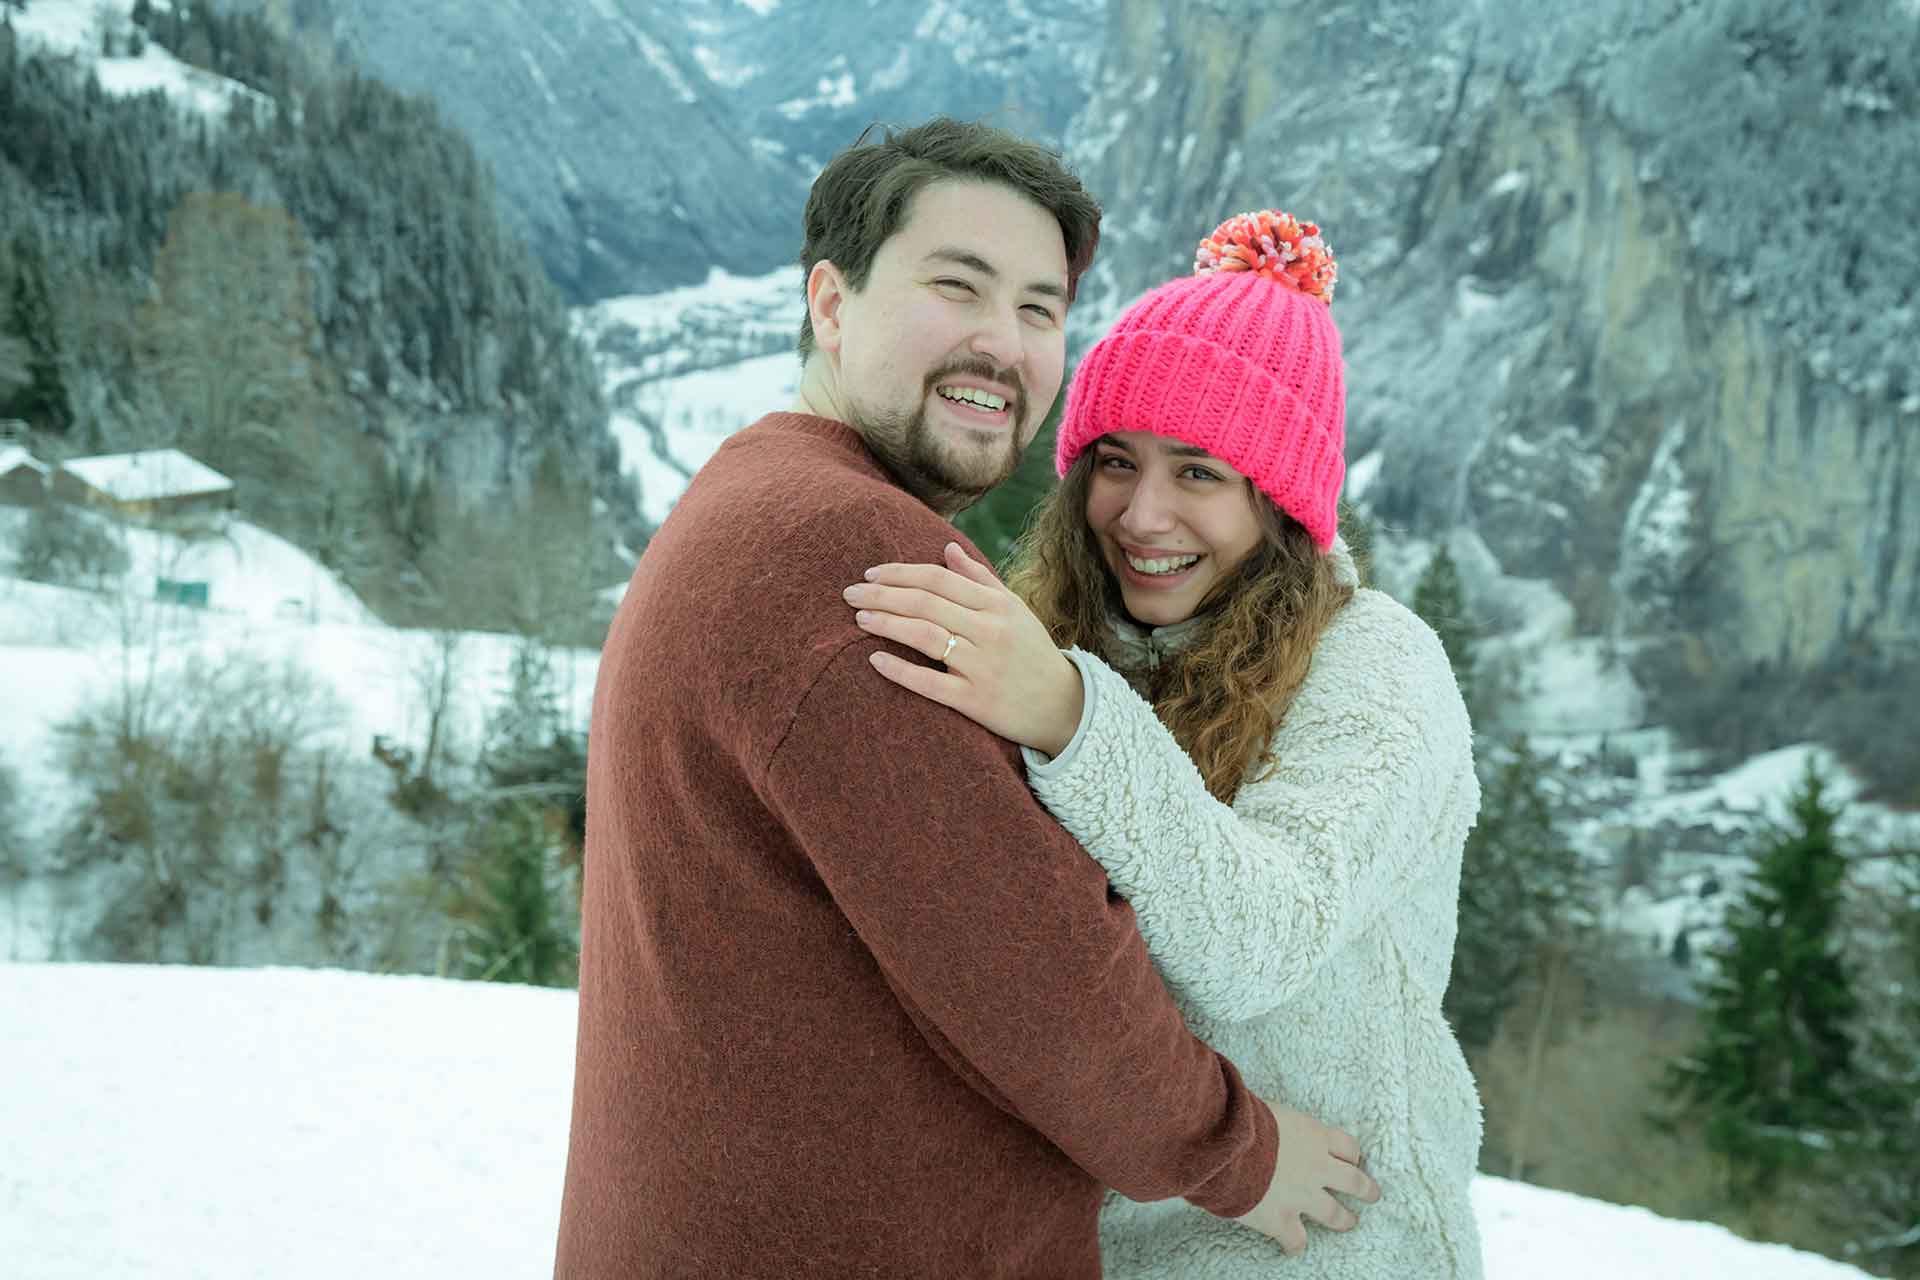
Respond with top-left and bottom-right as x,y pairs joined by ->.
967,304 -> 1024,371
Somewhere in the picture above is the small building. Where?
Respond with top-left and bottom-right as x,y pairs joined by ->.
53,448 -> 235,524
0,445 -> 51,507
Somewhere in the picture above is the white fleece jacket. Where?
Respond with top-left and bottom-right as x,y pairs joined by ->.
1024,547 -> 1485,1278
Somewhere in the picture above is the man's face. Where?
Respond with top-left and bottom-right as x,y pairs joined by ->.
809,180 -> 1070,515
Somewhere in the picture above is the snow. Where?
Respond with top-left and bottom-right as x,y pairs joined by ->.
775,71 -> 858,119
11,0 -> 271,121
690,43 -> 762,90
517,48 -> 561,109
0,446 -> 51,477
0,961 -> 1876,1279
1345,448 -> 1383,503
1488,169 -> 1532,197
0,513 -> 600,945
58,448 -> 232,503
576,268 -> 803,523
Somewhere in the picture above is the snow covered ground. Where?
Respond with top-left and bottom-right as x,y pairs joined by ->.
12,0 -> 272,121
0,962 -> 1880,1280
0,510 -> 599,959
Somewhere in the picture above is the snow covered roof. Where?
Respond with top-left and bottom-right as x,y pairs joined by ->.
59,449 -> 234,503
0,446 -> 51,476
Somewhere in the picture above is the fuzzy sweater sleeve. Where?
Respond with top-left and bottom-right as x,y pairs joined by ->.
1025,599 -> 1476,1024
760,638 -> 1279,1217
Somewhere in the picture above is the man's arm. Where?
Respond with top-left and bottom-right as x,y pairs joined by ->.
759,637 -> 1277,1216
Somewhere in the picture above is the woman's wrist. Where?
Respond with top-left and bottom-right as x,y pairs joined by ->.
1033,651 -> 1087,758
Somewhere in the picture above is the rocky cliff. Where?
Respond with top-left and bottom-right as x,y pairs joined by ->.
257,0 -> 1916,778
1066,0 -> 1919,767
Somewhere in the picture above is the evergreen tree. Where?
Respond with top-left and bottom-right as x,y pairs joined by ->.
450,800 -> 577,988
1445,736 -> 1598,1054
1824,849 -> 1920,1273
1412,540 -> 1476,713
1664,759 -> 1862,1202
444,638 -> 586,988
0,235 -> 71,433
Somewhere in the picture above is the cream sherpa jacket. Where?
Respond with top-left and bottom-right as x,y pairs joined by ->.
1024,544 -> 1485,1278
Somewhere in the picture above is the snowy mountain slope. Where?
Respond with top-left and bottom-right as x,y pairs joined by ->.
573,267 -> 802,525
270,0 -> 1105,300
11,0 -> 271,119
0,962 -> 1880,1280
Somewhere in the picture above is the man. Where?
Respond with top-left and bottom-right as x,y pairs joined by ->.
554,118 -> 1378,1279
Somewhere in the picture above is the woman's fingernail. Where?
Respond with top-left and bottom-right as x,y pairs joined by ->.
842,585 -> 861,600
854,611 -> 873,625
863,566 -> 880,580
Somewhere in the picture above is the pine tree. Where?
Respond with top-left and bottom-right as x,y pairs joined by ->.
1412,540 -> 1476,713
450,801 -> 577,988
1445,736 -> 1597,1054
1824,849 -> 1920,1273
0,235 -> 71,433
1664,759 -> 1862,1202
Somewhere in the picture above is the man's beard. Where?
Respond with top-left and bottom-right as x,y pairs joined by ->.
851,359 -> 1031,517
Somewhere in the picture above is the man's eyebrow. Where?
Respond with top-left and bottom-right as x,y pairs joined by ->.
925,247 -> 1069,302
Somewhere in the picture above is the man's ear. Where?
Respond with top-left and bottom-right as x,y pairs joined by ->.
807,260 -> 849,355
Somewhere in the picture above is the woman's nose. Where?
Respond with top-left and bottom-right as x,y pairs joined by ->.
1119,478 -> 1176,534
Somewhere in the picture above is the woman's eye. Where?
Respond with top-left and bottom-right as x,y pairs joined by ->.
1183,466 -> 1223,482
1096,454 -> 1134,471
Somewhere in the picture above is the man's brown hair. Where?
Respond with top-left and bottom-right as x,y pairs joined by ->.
796,117 -> 1102,358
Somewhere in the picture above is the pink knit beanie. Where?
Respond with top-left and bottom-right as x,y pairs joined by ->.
1055,211 -> 1346,550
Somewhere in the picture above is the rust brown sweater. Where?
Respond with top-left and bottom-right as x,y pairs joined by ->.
554,413 -> 1277,1279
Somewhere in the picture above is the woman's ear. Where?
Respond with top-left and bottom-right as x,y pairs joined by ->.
807,260 -> 849,355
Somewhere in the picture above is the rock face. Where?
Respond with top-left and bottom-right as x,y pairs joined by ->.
1064,0 -> 1920,742
286,0 -> 1102,302
277,0 -> 1916,750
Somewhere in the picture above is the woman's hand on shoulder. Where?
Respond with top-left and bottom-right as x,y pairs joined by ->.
843,542 -> 1084,756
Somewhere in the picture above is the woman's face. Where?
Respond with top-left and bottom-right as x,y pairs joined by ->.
1083,430 -> 1264,628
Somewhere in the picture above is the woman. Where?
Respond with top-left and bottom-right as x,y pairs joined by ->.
843,212 -> 1485,1277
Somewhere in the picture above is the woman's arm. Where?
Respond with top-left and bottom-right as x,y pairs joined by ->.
1029,606 -> 1476,1025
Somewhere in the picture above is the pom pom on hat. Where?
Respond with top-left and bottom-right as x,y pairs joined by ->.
1055,208 -> 1348,551
1194,210 -> 1338,304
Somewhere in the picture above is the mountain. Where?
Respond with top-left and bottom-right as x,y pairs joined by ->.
1065,0 -> 1920,792
274,0 -> 1104,301
459,0 -> 1914,794
2,0 -> 645,622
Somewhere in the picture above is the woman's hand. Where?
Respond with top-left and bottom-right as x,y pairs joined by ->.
843,542 -> 1085,757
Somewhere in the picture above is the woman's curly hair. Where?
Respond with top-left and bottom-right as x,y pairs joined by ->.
1006,452 -> 1354,804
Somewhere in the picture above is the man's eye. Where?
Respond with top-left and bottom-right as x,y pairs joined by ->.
1022,303 -> 1058,323
935,278 -> 974,294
